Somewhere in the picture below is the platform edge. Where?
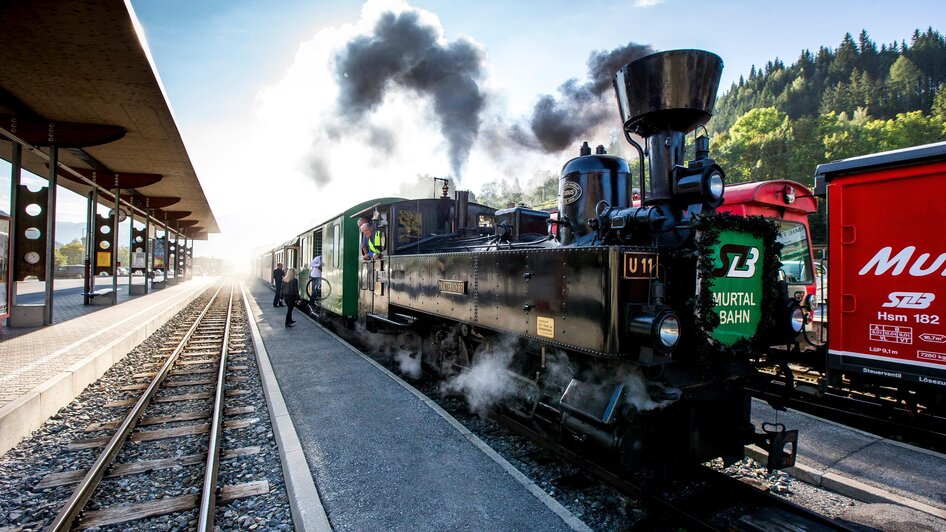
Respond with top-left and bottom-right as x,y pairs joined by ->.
745,444 -> 946,520
0,280 -> 208,457
241,280 -> 332,532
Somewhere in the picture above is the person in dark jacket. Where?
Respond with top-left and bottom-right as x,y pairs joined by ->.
272,262 -> 285,307
283,268 -> 299,327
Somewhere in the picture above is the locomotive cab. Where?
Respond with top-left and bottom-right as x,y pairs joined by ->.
353,193 -> 496,331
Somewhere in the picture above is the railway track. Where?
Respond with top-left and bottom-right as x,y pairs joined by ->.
492,412 -> 856,531
39,280 -> 269,530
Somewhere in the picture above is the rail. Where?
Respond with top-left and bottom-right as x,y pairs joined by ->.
493,412 -> 856,531
46,283 -> 227,531
197,283 -> 235,530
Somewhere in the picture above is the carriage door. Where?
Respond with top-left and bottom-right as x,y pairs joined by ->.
358,259 -> 373,326
371,211 -> 390,319
359,211 -> 390,329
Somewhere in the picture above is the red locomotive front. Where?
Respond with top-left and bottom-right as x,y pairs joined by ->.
718,179 -> 818,305
815,143 -> 946,389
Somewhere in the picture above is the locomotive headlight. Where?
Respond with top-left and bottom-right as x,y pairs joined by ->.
673,164 -> 725,208
706,168 -> 725,203
803,294 -> 817,311
629,310 -> 681,353
788,304 -> 805,334
656,313 -> 681,349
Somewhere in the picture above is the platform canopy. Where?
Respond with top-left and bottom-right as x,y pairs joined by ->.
0,0 -> 219,237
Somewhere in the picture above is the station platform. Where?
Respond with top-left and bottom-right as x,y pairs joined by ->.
3,276 -> 182,340
0,276 -> 212,456
243,280 -> 587,531
751,400 -> 946,522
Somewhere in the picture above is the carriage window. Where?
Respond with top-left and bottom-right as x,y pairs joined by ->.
478,214 -> 494,228
333,223 -> 340,267
777,221 -> 813,283
398,210 -> 423,244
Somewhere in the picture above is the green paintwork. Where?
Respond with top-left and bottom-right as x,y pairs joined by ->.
293,197 -> 403,318
709,230 -> 765,346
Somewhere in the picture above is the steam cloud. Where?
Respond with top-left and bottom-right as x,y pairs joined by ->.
394,349 -> 422,379
522,42 -> 654,152
334,9 -> 487,180
444,348 -> 516,416
443,339 -> 679,418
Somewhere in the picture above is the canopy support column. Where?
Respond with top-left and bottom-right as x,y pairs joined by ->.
111,185 -> 119,305
43,144 -> 58,325
161,219 -> 168,285
127,203 -> 134,292
87,187 -> 98,300
144,202 -> 151,294
9,142 -> 20,309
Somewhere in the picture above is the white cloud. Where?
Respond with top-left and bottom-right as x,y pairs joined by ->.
633,0 -> 665,7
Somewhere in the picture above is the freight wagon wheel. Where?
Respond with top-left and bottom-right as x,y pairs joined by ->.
306,277 -> 331,302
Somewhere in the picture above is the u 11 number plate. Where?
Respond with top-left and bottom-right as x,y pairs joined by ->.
623,252 -> 658,279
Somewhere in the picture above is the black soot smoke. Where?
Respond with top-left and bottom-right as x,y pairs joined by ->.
334,10 -> 487,180
526,42 -> 654,153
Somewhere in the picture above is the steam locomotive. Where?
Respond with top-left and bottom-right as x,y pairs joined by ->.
257,50 -> 804,469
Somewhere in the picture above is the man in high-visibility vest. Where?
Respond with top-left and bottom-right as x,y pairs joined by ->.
359,217 -> 382,260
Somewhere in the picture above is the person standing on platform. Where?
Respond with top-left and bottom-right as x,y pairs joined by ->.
272,262 -> 285,307
307,255 -> 323,308
283,268 -> 299,327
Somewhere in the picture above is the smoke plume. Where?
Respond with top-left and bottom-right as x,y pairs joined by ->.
522,42 -> 654,152
334,9 -> 487,180
306,156 -> 332,186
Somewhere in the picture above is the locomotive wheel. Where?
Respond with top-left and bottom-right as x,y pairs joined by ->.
616,411 -> 680,474
617,423 -> 647,471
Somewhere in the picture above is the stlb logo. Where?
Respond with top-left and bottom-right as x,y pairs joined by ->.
712,244 -> 760,278
883,292 -> 936,309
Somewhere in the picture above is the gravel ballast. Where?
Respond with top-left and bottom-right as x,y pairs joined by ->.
0,283 -> 293,531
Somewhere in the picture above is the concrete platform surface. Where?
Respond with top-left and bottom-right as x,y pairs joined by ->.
246,280 -> 585,532
0,276 -> 212,456
752,398 -> 946,518
4,276 -> 184,340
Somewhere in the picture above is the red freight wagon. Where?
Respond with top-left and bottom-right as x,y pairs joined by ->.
718,180 -> 818,305
814,142 -> 946,391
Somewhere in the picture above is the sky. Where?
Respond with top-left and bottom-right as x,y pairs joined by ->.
5,0 -> 944,266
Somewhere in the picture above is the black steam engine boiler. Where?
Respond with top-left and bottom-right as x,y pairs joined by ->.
365,50 -> 803,469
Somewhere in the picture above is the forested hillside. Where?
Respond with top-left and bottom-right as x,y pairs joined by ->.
475,28 -> 946,240
710,28 -> 946,186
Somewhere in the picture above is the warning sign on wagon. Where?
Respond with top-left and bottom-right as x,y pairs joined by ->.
869,324 -> 913,345
537,317 -> 555,339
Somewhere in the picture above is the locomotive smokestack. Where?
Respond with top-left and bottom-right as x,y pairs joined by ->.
455,190 -> 470,233
613,50 -> 723,205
